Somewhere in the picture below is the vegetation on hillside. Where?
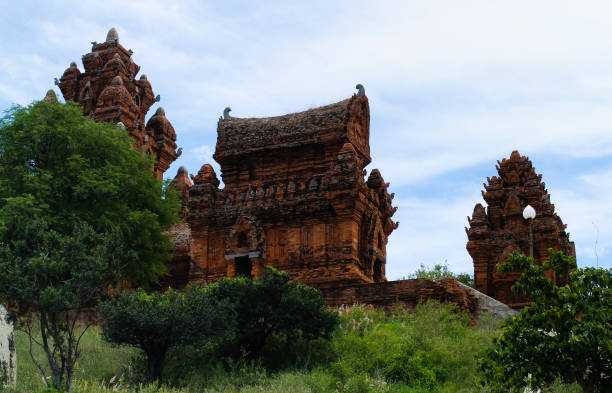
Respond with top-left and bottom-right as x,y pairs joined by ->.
98,268 -> 337,385
7,301 -> 579,393
406,262 -> 474,287
480,249 -> 611,393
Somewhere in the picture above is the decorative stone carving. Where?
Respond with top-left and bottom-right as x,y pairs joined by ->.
57,28 -> 180,179
466,151 -> 575,308
43,89 -> 58,103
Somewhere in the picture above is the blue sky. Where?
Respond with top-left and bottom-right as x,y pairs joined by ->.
1,1 -> 611,278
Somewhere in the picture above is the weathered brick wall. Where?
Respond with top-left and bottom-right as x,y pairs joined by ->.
321,278 -> 477,315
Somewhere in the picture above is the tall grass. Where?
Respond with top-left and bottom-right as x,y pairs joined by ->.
8,327 -> 136,392
6,302 -> 583,393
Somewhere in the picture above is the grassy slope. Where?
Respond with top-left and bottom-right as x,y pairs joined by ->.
11,327 -> 137,392
7,303 -> 582,393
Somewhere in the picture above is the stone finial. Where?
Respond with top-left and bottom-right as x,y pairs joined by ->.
470,203 -> 487,225
111,75 -> 123,86
140,74 -> 147,80
223,107 -> 232,120
367,168 -> 384,189
356,83 -> 365,96
155,107 -> 165,116
70,61 -> 77,67
192,163 -> 220,187
106,27 -> 119,43
172,166 -> 193,203
43,89 -> 58,103
510,150 -> 521,161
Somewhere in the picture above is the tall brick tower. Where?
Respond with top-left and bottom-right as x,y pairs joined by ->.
57,28 -> 180,178
465,151 -> 575,308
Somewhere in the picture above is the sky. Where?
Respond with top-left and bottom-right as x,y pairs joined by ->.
1,1 -> 611,278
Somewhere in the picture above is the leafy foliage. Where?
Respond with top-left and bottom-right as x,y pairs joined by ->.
329,302 -> 499,392
205,267 -> 339,364
408,263 -> 474,287
480,249 -> 612,393
99,287 -> 234,385
0,100 -> 180,392
99,268 -> 337,385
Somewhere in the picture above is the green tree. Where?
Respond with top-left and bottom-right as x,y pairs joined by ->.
480,249 -> 612,393
0,100 -> 180,392
98,287 -> 234,385
408,262 -> 474,287
207,267 -> 339,364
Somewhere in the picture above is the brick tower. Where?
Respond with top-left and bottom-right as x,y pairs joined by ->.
174,87 -> 398,289
466,151 -> 575,308
57,28 -> 180,178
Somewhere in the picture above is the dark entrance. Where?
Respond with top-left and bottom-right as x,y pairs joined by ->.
373,258 -> 384,282
235,256 -> 253,278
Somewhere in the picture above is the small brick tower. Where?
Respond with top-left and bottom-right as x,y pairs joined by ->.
57,28 -> 181,178
466,151 -> 575,308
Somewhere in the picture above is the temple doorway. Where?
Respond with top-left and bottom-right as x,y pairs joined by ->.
373,258 -> 384,282
235,256 -> 253,278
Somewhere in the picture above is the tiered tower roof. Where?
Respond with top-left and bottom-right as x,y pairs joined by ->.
57,28 -> 180,178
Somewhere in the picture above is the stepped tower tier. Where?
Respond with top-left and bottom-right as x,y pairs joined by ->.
465,150 -> 575,308
57,28 -> 180,178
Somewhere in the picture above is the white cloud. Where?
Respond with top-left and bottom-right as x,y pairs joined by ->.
2,0 -> 612,274
385,191 -> 481,279
553,168 -> 612,267
192,145 -> 214,163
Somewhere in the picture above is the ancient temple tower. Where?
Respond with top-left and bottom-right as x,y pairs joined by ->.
174,88 -> 398,289
466,151 -> 575,308
57,28 -> 181,178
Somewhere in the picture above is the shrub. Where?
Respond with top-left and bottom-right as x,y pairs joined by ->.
480,249 -> 612,393
407,263 -> 474,287
98,286 -> 234,385
205,267 -> 339,366
330,302 -> 500,392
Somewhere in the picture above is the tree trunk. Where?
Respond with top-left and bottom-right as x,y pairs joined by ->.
581,383 -> 595,393
66,363 -> 75,393
146,349 -> 167,387
40,314 -> 63,390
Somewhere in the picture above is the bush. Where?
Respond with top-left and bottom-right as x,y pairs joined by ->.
205,267 -> 339,366
407,263 -> 474,287
480,249 -> 611,393
98,286 -> 234,385
329,302 -> 500,392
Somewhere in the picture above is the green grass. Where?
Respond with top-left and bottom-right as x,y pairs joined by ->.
5,302 -> 583,393
9,326 -> 137,392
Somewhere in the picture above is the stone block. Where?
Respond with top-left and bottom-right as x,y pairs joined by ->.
0,306 -> 16,387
